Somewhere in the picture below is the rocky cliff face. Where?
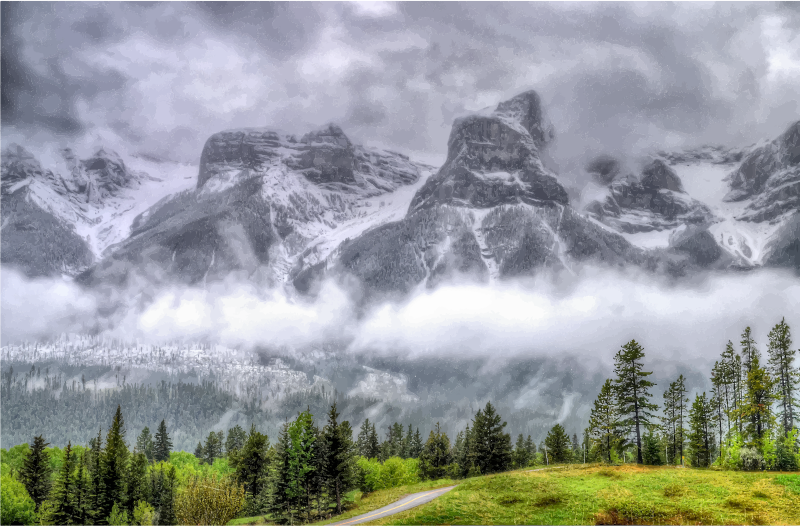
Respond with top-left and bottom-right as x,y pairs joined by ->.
79,124 -> 432,290
586,158 -> 714,234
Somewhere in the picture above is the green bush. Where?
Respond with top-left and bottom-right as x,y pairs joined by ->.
0,474 -> 38,525
356,456 -> 420,493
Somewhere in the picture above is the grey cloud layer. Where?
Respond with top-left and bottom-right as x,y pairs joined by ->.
2,2 -> 799,167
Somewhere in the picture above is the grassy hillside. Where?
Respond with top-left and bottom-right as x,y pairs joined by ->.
361,465 -> 800,525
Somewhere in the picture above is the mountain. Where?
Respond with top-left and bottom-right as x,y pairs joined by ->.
6,92 -> 797,289
0,143 -> 197,277
78,124 -> 433,290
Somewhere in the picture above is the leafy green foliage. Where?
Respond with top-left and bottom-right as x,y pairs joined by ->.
1,472 -> 38,525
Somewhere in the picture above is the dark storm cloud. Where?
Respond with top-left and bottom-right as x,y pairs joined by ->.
1,2 -> 798,168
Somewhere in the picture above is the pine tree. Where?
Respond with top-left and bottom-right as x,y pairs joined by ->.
135,427 -> 154,462
101,405 -> 129,519
741,326 -> 758,374
73,453 -> 91,525
410,428 -> 423,459
419,422 -> 452,480
203,430 -> 223,464
269,423 -> 294,523
512,434 -> 531,468
741,354 -> 778,448
42,441 -> 77,525
470,402 -> 512,474
125,451 -> 150,514
368,423 -> 381,459
589,379 -> 619,463
233,425 -> 271,500
86,429 -> 104,524
571,433 -> 581,461
525,435 -> 536,457
20,434 -> 53,510
194,442 -> 206,462
544,424 -> 572,463
356,419 -> 372,458
767,318 -> 797,437
225,425 -> 247,456
153,419 -> 172,463
403,424 -> 413,459
154,465 -> 177,526
322,402 -> 357,514
688,392 -> 716,467
613,340 -> 659,464
641,426 -> 663,465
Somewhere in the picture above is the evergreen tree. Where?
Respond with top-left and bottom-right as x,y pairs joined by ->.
101,405 -> 129,520
72,453 -> 91,525
589,379 -> 619,463
225,425 -> 247,456
203,430 -> 223,464
419,423 -> 452,480
158,465 -> 178,526
767,318 -> 798,437
233,425 -> 271,501
368,423 -> 381,459
741,354 -> 778,448
86,429 -> 104,524
322,402 -> 357,514
269,423 -> 294,523
571,433 -> 581,461
135,427 -> 154,462
641,426 -> 663,466
125,451 -> 150,514
403,424 -> 413,459
20,434 -> 52,510
356,419 -> 373,458
525,435 -> 535,456
544,424 -> 572,463
470,402 -> 512,474
194,442 -> 206,462
741,326 -> 758,374
42,441 -> 77,525
410,428 -> 423,459
613,340 -> 659,464
688,392 -> 717,467
153,420 -> 172,463
721,342 -> 744,434
512,434 -> 531,468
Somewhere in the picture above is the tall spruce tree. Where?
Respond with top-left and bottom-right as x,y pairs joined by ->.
470,402 -> 512,474
741,353 -> 778,448
410,428 -> 423,458
356,419 -> 372,458
613,340 -> 659,464
688,392 -> 716,467
125,451 -> 150,514
225,425 -> 247,456
135,427 -> 154,462
20,434 -> 52,510
153,420 -> 172,463
544,424 -> 572,463
767,318 -> 797,436
203,430 -> 223,464
590,379 -> 618,463
101,405 -> 129,519
419,423 -> 452,480
233,425 -> 271,500
322,402 -> 357,514
42,441 -> 77,525
512,434 -> 531,468
269,423 -> 294,523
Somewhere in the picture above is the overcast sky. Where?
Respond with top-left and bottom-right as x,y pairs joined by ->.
2,2 -> 799,168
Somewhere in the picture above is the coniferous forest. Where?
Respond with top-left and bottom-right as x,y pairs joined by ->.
2,318 -> 798,525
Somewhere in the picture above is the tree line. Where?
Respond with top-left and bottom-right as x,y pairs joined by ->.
586,318 -> 799,469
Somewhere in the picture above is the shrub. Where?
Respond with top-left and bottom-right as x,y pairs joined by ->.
0,474 -> 37,525
108,502 -> 130,526
356,456 -> 420,493
175,474 -> 245,526
740,447 -> 765,471
133,500 -> 155,526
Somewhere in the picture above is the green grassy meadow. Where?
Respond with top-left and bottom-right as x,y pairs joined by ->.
228,465 -> 800,525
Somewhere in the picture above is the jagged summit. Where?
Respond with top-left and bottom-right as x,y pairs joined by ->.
410,90 -> 567,211
641,159 -> 685,193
